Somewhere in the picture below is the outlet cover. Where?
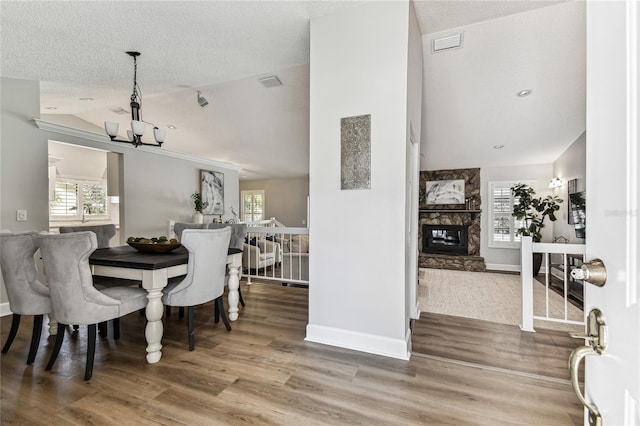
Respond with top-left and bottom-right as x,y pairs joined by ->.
17,210 -> 27,221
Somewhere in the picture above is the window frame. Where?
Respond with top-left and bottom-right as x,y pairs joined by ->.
240,190 -> 265,222
488,180 -> 535,249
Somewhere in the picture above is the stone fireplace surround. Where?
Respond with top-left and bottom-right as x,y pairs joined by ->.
418,168 -> 486,272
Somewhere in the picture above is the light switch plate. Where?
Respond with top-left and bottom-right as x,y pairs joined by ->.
17,210 -> 27,221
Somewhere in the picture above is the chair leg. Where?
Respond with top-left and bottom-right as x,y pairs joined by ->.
85,324 -> 96,381
187,306 -> 195,351
166,306 -> 171,317
179,307 -> 185,319
73,325 -> 79,331
26,314 -> 43,365
46,323 -> 66,371
1,313 -> 21,354
113,318 -> 120,340
216,297 -> 231,332
239,286 -> 245,307
98,321 -> 107,336
214,301 -> 220,324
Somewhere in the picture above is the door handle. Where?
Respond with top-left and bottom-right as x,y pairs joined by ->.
569,308 -> 606,426
569,346 -> 602,426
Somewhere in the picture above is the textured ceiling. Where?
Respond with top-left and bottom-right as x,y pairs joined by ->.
0,0 -> 582,180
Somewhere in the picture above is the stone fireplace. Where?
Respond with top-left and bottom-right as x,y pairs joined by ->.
418,168 -> 486,272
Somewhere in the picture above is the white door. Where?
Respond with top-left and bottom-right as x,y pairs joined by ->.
581,1 -> 639,424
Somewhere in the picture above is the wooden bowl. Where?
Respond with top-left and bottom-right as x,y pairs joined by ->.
127,241 -> 182,253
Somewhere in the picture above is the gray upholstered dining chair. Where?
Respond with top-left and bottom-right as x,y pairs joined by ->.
60,223 -> 135,333
59,224 -> 116,248
0,231 -> 52,365
162,227 -> 232,351
38,231 -> 148,380
167,222 -> 247,319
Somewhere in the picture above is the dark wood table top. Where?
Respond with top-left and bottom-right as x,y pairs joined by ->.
89,246 -> 242,270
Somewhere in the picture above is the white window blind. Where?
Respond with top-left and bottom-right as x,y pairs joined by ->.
241,190 -> 264,222
488,181 -> 532,248
50,179 -> 109,220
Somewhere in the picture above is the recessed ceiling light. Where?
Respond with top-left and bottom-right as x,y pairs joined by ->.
79,97 -> 95,101
494,144 -> 505,149
167,124 -> 176,130
517,90 -> 532,97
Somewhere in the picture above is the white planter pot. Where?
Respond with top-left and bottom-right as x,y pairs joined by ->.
192,211 -> 204,224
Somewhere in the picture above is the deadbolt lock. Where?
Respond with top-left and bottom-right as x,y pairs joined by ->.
570,258 -> 607,287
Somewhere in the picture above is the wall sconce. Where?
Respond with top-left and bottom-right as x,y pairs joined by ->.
549,177 -> 564,189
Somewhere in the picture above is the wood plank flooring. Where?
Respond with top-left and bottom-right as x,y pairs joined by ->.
1,281 -> 583,425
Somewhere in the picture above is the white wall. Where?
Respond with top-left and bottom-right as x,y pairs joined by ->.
480,163 -> 553,271
552,132 -> 586,243
0,77 -> 240,313
0,78 -> 48,311
405,2 -> 424,321
239,177 -> 309,226
308,1 -> 412,359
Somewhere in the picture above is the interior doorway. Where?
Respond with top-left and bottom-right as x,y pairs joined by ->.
47,141 -> 123,245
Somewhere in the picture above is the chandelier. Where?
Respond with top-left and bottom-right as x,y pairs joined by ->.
104,51 -> 166,148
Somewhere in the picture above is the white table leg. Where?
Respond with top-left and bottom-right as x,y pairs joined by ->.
227,262 -> 240,321
47,313 -> 58,336
142,269 -> 167,363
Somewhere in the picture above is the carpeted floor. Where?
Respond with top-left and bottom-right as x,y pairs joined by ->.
418,268 -> 584,332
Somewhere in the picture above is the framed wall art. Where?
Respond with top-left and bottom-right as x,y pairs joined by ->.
425,179 -> 465,205
341,114 -> 371,190
201,170 -> 224,215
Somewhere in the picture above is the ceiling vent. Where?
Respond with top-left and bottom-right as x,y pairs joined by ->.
432,33 -> 463,53
259,75 -> 282,88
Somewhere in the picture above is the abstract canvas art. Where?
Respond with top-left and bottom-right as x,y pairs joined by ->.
341,114 -> 371,190
425,179 -> 465,204
201,170 -> 224,215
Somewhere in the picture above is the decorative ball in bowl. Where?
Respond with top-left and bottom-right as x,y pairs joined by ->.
126,236 -> 181,253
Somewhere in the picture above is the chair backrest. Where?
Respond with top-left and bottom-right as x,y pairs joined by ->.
163,227 -> 231,307
173,223 -> 207,241
0,232 -> 52,315
38,232 -> 122,325
207,223 -> 247,250
59,224 -> 116,249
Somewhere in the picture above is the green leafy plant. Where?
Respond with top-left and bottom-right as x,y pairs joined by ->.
191,192 -> 203,212
511,183 -> 562,242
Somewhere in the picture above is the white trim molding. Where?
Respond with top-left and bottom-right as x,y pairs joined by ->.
305,324 -> 411,360
34,119 -> 242,172
0,302 -> 12,317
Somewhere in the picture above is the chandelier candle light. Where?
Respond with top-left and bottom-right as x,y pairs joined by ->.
104,51 -> 166,148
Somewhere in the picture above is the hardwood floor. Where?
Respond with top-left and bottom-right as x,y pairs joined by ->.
1,281 -> 582,425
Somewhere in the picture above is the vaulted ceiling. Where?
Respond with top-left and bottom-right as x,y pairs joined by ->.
1,1 -> 583,179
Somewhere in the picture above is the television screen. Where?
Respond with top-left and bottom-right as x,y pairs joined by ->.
569,191 -> 586,239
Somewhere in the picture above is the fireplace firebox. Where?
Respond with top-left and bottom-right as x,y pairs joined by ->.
422,224 -> 469,255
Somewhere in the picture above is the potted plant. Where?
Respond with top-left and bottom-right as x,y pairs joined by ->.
511,183 -> 563,275
191,192 -> 204,224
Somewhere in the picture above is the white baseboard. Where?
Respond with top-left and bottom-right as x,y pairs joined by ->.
305,324 -> 411,360
485,263 -> 549,274
485,263 -> 521,273
0,302 -> 13,317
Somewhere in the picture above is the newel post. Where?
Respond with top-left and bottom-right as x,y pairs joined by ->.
520,236 -> 535,332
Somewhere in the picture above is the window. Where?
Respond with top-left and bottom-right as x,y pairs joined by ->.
50,179 -> 109,220
241,190 -> 264,222
488,181 -> 533,248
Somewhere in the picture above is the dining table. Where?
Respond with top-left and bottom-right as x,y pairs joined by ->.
88,245 -> 243,363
